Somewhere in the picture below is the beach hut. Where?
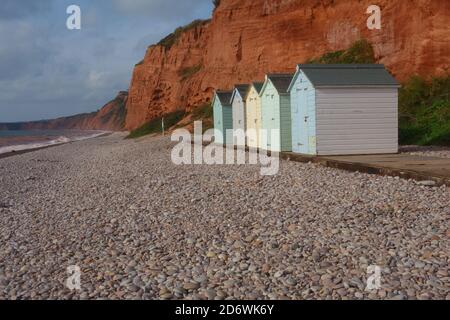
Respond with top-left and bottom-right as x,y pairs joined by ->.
212,90 -> 233,144
231,84 -> 250,146
288,64 -> 400,155
245,82 -> 264,149
260,74 -> 294,152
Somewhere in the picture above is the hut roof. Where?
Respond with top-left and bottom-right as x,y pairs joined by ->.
267,74 -> 295,94
294,64 -> 399,87
252,82 -> 264,94
215,91 -> 233,105
234,84 -> 249,99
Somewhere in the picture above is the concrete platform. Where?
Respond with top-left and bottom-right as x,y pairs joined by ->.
190,139 -> 450,186
281,152 -> 450,187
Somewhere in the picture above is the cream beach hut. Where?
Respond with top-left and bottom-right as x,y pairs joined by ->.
245,82 -> 264,149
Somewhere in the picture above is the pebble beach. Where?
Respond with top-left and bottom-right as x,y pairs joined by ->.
0,133 -> 448,300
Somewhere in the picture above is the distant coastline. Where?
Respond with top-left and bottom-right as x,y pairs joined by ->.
0,130 -> 111,159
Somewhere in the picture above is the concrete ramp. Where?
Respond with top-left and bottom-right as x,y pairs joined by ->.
282,153 -> 450,186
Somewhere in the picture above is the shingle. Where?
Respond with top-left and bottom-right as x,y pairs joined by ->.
216,91 -> 233,105
268,74 -> 295,93
297,64 -> 399,87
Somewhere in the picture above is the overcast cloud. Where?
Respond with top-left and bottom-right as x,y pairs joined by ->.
0,0 -> 213,122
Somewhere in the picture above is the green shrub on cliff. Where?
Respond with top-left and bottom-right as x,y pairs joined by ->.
126,110 -> 186,139
307,39 -> 375,64
191,103 -> 214,132
399,76 -> 450,146
158,19 -> 210,49
191,103 -> 213,121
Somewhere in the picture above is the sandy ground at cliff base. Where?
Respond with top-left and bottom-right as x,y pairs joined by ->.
0,133 -> 448,300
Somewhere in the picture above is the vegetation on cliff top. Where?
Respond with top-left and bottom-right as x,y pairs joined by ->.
191,103 -> 214,132
157,19 -> 210,49
126,110 -> 186,139
399,76 -> 450,146
213,0 -> 221,10
307,39 -> 375,64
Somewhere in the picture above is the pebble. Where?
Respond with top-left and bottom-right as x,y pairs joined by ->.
160,293 -> 173,300
417,180 -> 437,187
183,282 -> 200,291
0,134 -> 447,300
274,271 -> 284,278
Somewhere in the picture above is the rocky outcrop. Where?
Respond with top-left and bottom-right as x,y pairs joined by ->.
125,0 -> 449,130
0,91 -> 128,131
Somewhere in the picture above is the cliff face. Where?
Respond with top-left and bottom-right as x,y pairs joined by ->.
125,0 -> 449,130
0,91 -> 128,131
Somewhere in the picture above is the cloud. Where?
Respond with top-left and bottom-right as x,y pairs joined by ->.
0,0 -> 213,122
112,0 -> 212,20
0,0 -> 54,20
0,21 -> 54,81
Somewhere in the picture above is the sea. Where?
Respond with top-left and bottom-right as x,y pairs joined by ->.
0,130 -> 107,155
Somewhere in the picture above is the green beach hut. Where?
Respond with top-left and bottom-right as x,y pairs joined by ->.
260,74 -> 294,152
212,90 -> 233,145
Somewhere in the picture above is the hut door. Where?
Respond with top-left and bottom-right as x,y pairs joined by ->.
299,87 -> 309,154
269,94 -> 278,150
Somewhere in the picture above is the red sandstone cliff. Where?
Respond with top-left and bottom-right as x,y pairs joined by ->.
125,0 -> 449,130
0,91 -> 128,131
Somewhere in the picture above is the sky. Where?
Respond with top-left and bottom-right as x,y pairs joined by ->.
0,0 -> 213,123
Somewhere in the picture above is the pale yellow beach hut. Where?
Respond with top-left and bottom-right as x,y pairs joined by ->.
245,82 -> 264,149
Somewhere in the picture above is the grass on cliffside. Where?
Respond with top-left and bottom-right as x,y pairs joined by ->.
191,103 -> 214,132
158,19 -> 210,49
307,39 -> 375,64
399,76 -> 450,146
126,110 -> 186,139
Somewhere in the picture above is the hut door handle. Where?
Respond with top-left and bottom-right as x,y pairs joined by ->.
304,116 -> 309,122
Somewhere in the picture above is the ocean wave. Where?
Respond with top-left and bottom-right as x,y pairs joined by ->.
0,132 -> 106,155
